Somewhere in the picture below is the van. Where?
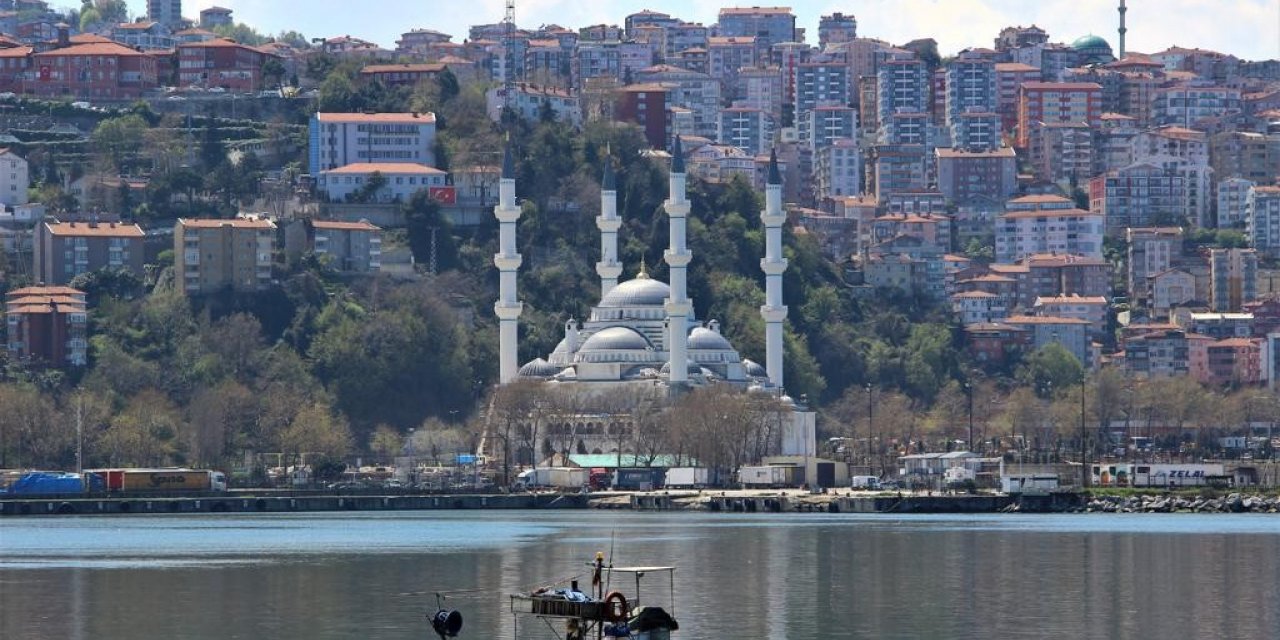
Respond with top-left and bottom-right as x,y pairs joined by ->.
850,475 -> 880,490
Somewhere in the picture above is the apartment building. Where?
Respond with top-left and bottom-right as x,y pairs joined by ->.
996,194 -> 1103,263
32,220 -> 146,285
1209,248 -> 1259,312
1127,227 -> 1183,307
178,38 -> 275,92
1217,177 -> 1254,229
1152,85 -> 1242,127
1089,162 -> 1187,232
4,285 -> 87,367
175,218 -> 276,295
308,112 -> 437,177
717,107 -> 774,156
1016,82 -> 1102,148
0,147 -> 28,206
147,0 -> 183,29
284,219 -> 382,274
319,163 -> 450,203
813,138 -> 861,198
717,6 -> 795,50
935,146 -> 1017,206
1246,186 -> 1280,258
1033,294 -> 1108,337
945,51 -> 998,151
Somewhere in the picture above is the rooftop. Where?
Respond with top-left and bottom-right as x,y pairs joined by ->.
315,112 -> 436,124
179,218 -> 276,230
44,221 -> 144,237
322,162 -> 446,175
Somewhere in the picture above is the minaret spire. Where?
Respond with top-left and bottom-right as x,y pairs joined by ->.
494,136 -> 523,384
665,136 -> 692,385
1117,0 -> 1128,59
760,148 -> 788,388
596,146 -> 622,297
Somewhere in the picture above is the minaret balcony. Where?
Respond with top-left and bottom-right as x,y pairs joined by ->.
760,305 -> 789,323
494,301 -> 524,320
494,254 -> 523,270
760,257 -> 789,275
664,249 -> 692,267
596,217 -> 622,233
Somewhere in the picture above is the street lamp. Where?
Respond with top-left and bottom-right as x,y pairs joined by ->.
864,383 -> 873,475
1079,376 -> 1088,488
964,380 -> 974,454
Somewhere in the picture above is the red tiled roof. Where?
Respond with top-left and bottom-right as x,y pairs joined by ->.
361,63 -> 446,74
35,42 -> 147,57
44,221 -> 144,237
312,220 -> 381,231
1005,315 -> 1090,325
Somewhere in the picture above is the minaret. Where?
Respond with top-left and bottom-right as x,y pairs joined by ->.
494,141 -> 523,384
760,149 -> 788,388
1117,0 -> 1127,59
596,152 -> 622,297
664,136 -> 692,385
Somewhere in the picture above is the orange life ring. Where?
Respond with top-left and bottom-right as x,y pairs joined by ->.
602,591 -> 629,622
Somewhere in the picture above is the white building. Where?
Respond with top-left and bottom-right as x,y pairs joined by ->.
0,148 -> 29,207
319,163 -> 449,203
1247,186 -> 1280,258
996,199 -> 1104,263
485,83 -> 582,127
1217,177 -> 1254,229
814,138 -> 861,199
308,112 -> 437,177
1033,294 -> 1108,337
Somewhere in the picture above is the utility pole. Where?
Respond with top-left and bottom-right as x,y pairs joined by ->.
966,380 -> 975,453
1080,377 -> 1088,488
865,383 -> 873,476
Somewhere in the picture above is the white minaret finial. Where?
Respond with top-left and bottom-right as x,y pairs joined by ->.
596,149 -> 622,297
495,140 -> 523,384
760,149 -> 788,388
665,136 -> 692,385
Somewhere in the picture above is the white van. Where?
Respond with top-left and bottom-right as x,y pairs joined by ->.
850,475 -> 881,490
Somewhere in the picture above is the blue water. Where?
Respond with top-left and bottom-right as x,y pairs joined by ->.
2,511 -> 1278,639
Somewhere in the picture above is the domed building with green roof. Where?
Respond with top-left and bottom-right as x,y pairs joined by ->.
1071,34 -> 1115,65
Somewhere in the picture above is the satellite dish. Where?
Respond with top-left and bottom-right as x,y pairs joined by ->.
430,609 -> 463,638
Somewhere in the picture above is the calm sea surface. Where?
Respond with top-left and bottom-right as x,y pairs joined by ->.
1,511 -> 1278,639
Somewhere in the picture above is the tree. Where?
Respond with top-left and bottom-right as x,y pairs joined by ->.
92,114 -> 148,172
276,401 -> 353,467
368,425 -> 403,463
1017,342 -> 1084,395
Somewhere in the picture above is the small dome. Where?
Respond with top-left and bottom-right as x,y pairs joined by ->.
742,358 -> 768,378
689,326 -> 733,351
579,326 -> 652,352
599,276 -> 670,308
1071,34 -> 1111,51
519,358 -> 561,378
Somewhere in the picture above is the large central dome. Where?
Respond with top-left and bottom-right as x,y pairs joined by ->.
598,276 -> 670,308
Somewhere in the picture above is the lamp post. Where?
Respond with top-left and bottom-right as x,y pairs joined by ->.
1079,376 -> 1088,488
964,380 -> 974,454
865,383 -> 873,476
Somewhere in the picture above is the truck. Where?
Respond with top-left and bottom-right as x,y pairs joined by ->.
850,475 -> 881,490
738,465 -> 801,488
1,472 -> 104,495
91,469 -> 228,493
664,467 -> 711,489
614,467 -> 665,491
1091,463 -> 1229,488
513,467 -> 587,490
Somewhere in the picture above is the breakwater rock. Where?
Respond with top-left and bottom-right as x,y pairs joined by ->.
1085,493 -> 1280,514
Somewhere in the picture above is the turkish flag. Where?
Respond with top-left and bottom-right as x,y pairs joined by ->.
429,186 -> 456,205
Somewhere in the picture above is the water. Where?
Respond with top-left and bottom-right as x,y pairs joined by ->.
2,511 -> 1278,639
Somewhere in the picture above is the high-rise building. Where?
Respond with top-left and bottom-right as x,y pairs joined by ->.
717,107 -> 774,156
996,195 -> 1104,263
877,55 -> 928,144
794,61 -> 849,146
1126,227 -> 1183,308
1016,82 -> 1102,147
308,112 -> 438,177
1209,248 -> 1258,312
818,13 -> 857,48
717,7 -> 796,51
946,51 -> 999,150
1247,186 -> 1280,258
1089,162 -> 1187,232
147,0 -> 183,29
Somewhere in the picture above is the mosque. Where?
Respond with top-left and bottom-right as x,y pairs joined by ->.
487,136 -> 816,461
496,136 -> 789,393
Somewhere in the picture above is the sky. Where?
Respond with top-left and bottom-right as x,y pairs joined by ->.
109,0 -> 1278,61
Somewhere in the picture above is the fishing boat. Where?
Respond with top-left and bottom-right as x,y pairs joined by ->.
429,552 -> 681,640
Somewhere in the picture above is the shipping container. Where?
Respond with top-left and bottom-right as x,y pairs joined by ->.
614,468 -> 665,491
738,465 -> 800,488
664,467 -> 711,488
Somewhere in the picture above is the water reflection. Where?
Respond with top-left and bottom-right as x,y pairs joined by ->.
1,512 -> 1277,640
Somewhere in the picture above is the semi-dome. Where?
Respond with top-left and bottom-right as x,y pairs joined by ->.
519,358 -> 562,378
598,275 -> 670,308
742,358 -> 767,378
689,326 -> 733,351
578,326 -> 653,352
660,360 -> 703,375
